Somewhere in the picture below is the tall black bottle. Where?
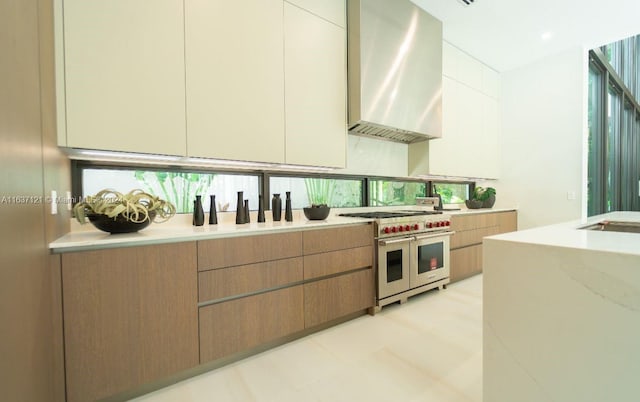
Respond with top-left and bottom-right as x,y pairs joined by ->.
193,195 -> 205,226
271,193 -> 282,221
244,200 -> 250,223
285,191 -> 293,222
209,195 -> 217,224
235,191 -> 245,224
257,195 -> 265,223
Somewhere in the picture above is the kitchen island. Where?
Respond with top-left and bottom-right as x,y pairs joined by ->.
483,211 -> 640,402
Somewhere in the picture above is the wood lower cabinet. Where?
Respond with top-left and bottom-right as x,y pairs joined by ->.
61,242 -> 199,402
449,211 -> 517,282
58,223 -> 375,400
450,244 -> 482,283
304,269 -> 374,328
199,286 -> 304,362
302,225 -> 375,327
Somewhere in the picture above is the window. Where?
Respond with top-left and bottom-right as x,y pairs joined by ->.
588,34 -> 640,215
587,63 -> 605,216
269,176 -> 363,209
368,179 -> 426,206
75,165 -> 478,214
80,167 -> 260,213
430,181 -> 472,204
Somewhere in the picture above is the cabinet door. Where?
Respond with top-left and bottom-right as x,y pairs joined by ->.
61,0 -> 186,155
185,0 -> 285,163
450,244 -> 482,283
304,269 -> 374,328
285,0 -> 345,27
199,286 -> 304,362
61,243 -> 198,402
284,2 -> 347,168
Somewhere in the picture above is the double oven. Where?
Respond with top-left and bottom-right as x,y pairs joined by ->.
340,210 -> 453,312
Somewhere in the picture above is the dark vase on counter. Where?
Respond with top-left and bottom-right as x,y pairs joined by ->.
285,191 -> 293,222
272,194 -> 282,221
257,195 -> 265,223
209,195 -> 217,225
244,200 -> 250,223
235,191 -> 245,224
193,195 -> 204,226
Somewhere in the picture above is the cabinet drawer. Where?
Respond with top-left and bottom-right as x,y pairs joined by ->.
303,224 -> 372,255
303,245 -> 372,280
450,244 -> 482,283
198,257 -> 303,302
199,286 -> 304,362
304,268 -> 374,328
451,226 -> 500,249
451,213 -> 499,231
198,232 -> 302,270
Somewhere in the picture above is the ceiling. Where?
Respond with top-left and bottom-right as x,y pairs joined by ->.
411,0 -> 640,72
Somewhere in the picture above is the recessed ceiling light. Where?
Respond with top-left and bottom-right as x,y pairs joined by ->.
541,32 -> 553,41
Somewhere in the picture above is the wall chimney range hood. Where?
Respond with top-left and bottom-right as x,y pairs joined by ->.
347,0 -> 443,144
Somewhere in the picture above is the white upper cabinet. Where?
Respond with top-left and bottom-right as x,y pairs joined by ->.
283,2 -> 347,168
60,0 -> 187,156
411,41 -> 501,179
285,0 -> 346,27
185,0 -> 285,163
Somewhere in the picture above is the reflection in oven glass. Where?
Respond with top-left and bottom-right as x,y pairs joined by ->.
386,249 -> 403,282
417,243 -> 443,274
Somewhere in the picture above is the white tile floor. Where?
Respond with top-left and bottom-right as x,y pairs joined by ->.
133,275 -> 482,402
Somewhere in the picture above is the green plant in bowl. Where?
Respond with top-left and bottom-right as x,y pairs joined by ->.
468,186 -> 496,208
73,189 -> 176,233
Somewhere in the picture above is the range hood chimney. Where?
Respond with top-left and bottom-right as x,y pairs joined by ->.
347,0 -> 443,144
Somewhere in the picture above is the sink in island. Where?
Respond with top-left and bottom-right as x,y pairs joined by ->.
483,211 -> 640,402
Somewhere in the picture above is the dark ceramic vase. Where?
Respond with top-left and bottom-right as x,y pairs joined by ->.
209,195 -> 217,224
193,195 -> 205,226
236,191 -> 245,224
285,191 -> 293,222
244,200 -> 250,223
272,194 -> 282,221
257,195 -> 265,223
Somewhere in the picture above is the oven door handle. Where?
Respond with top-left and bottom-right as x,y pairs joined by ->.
378,237 -> 413,246
413,231 -> 455,241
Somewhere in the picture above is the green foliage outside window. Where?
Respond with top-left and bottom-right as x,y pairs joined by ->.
134,171 -> 214,213
433,182 -> 468,204
369,180 -> 426,206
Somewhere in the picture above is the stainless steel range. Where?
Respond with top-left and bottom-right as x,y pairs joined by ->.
340,210 -> 454,312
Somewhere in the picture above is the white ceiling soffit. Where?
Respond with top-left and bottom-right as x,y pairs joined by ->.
411,0 -> 640,72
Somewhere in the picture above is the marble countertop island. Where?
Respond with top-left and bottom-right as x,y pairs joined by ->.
483,211 -> 640,402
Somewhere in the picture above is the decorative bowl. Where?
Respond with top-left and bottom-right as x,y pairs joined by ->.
303,206 -> 331,220
87,211 -> 156,234
465,200 -> 483,209
482,194 -> 496,208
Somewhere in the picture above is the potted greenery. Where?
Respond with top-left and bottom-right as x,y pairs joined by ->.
303,178 -> 333,220
466,186 -> 496,209
73,189 -> 176,233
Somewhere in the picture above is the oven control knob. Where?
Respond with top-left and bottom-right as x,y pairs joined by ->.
413,224 -> 419,230
405,224 -> 411,231
427,222 -> 433,228
445,221 -> 450,226
435,221 -> 442,227
382,227 -> 390,234
391,226 -> 397,233
398,225 -> 404,232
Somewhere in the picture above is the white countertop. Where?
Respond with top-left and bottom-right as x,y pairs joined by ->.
49,206 -> 517,253
49,213 -> 374,253
486,211 -> 640,256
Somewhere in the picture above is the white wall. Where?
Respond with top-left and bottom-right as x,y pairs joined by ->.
495,46 -> 587,229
